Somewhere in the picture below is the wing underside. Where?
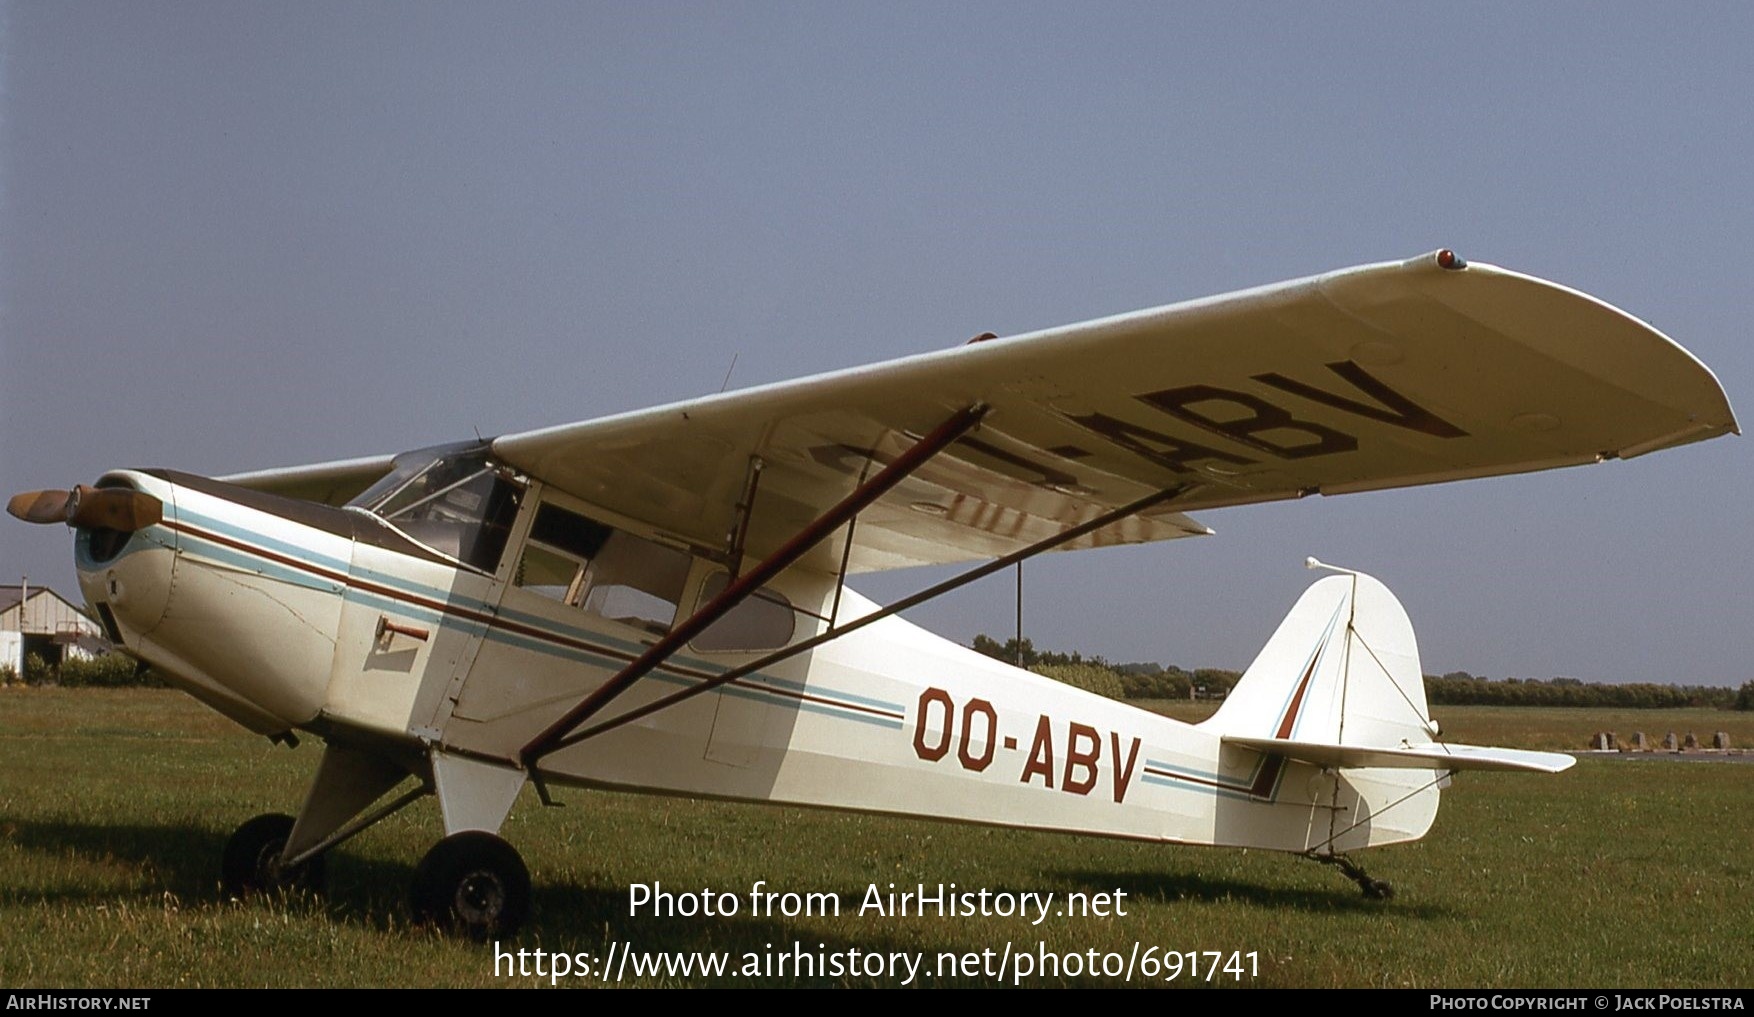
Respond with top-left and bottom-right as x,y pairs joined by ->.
220,454 -> 397,507
217,253 -> 1735,572
484,252 -> 1735,573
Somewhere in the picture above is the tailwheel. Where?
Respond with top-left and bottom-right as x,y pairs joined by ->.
1309,850 -> 1395,901
221,812 -> 326,899
410,831 -> 530,939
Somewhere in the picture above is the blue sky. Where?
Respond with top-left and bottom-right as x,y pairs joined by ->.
3,4 -> 1749,683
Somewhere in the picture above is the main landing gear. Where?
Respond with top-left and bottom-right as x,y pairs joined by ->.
221,813 -> 326,898
221,813 -> 532,938
220,745 -> 534,937
410,831 -> 531,940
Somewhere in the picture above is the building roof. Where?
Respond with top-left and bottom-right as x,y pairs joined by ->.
0,584 -> 85,616
0,585 -> 29,615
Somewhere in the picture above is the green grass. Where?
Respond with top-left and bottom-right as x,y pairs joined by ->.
1,688 -> 1750,988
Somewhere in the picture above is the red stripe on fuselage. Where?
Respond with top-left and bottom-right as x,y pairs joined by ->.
165,518 -> 906,723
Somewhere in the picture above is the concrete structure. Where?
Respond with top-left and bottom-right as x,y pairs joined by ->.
1,582 -> 108,676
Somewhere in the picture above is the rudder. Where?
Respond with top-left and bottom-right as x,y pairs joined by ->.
1201,571 -> 1437,749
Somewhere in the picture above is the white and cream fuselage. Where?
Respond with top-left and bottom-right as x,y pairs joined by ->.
78,463 -> 1440,861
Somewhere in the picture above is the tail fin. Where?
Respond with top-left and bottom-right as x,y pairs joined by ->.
1203,570 -> 1572,774
1204,571 -> 1433,747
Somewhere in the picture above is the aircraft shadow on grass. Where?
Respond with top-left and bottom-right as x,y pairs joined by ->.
2,814 -> 1455,982
1051,866 -> 1454,918
0,816 -> 409,915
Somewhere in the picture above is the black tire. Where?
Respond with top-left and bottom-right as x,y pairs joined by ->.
410,831 -> 530,940
220,812 -> 326,899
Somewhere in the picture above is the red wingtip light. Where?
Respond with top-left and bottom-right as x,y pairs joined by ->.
1436,249 -> 1466,270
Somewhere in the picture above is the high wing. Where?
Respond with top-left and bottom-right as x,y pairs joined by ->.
489,251 -> 1736,573
225,252 -> 1737,574
222,454 -> 396,506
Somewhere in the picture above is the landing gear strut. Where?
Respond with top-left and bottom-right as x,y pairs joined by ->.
222,745 -> 537,936
410,831 -> 531,940
221,813 -> 327,898
220,812 -> 535,937
1309,851 -> 1395,900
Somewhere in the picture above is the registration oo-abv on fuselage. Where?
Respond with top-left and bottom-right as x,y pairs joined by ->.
12,250 -> 1737,937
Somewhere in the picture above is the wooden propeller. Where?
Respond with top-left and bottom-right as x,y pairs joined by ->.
7,486 -> 163,531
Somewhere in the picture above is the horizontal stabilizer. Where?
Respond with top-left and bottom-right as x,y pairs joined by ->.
1224,736 -> 1575,774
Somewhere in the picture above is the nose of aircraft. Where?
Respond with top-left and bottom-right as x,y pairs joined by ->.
10,482 -> 174,643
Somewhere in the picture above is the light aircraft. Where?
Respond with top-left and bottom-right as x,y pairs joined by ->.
9,250 -> 1738,937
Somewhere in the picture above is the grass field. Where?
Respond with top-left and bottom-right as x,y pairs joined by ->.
2,688 -> 1750,988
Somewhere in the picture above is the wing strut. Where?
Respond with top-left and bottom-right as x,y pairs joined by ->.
519,403 -> 989,769
528,482 -> 1194,761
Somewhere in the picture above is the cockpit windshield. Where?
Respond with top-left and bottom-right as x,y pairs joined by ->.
348,443 -> 521,573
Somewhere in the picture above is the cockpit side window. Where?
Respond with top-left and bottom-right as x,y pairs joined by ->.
690,571 -> 800,652
513,501 -> 691,636
578,531 -> 692,634
528,502 -> 610,560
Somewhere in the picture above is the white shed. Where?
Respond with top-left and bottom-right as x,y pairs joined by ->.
1,583 -> 110,675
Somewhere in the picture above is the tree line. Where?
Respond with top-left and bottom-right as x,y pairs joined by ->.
971,635 -> 1240,701
971,634 -> 1754,710
8,637 -> 1752,710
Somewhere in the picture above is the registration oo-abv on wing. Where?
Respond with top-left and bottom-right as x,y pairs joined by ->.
9,250 -> 1737,937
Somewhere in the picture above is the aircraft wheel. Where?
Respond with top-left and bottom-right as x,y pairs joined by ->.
1363,878 -> 1395,901
221,812 -> 326,898
410,831 -> 530,939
